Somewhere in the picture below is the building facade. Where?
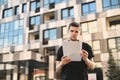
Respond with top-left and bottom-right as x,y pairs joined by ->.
0,0 -> 120,80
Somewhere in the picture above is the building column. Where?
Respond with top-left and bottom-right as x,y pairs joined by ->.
48,55 -> 55,79
12,65 -> 18,80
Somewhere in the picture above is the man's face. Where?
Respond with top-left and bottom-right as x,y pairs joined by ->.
68,26 -> 79,41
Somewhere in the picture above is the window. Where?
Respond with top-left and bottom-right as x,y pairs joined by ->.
82,1 -> 96,16
44,0 -> 55,9
22,3 -> 27,13
55,0 -> 68,4
43,28 -> 57,44
81,21 -> 97,34
108,37 -> 120,52
30,1 -> 40,12
109,20 -> 120,30
29,32 -> 39,43
44,47 -> 56,55
44,12 -> 55,23
93,40 -> 101,54
61,7 -> 74,19
0,19 -> 24,48
3,8 -> 13,18
103,0 -> 120,11
29,15 -> 41,30
15,6 -> 19,15
62,26 -> 67,38
0,0 -> 8,6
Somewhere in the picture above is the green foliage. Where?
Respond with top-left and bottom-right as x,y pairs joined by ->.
106,52 -> 120,80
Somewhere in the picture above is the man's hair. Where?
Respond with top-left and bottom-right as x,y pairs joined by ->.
68,22 -> 79,30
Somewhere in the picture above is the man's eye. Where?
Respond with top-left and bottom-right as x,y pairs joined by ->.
70,30 -> 74,32
75,31 -> 78,33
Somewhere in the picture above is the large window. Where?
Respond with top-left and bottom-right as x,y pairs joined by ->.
22,3 -> 27,13
30,1 -> 40,12
81,21 -> 97,34
108,37 -> 120,52
0,0 -> 8,6
61,7 -> 74,19
44,12 -> 55,23
103,0 -> 120,11
108,20 -> 120,30
3,8 -> 13,18
82,1 -> 96,16
44,0 -> 56,9
43,28 -> 57,44
0,19 -> 24,48
29,15 -> 41,30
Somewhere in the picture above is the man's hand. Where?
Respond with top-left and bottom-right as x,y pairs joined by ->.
61,56 -> 71,65
80,49 -> 89,61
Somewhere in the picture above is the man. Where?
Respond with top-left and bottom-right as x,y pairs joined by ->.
56,22 -> 95,80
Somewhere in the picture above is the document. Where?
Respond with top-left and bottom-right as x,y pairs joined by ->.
62,41 -> 82,61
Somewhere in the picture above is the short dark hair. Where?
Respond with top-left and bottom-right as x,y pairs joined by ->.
68,22 -> 79,30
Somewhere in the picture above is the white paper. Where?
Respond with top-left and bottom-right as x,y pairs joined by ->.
62,41 -> 82,61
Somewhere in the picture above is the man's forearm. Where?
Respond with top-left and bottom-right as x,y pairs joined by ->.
56,61 -> 64,73
84,58 -> 95,70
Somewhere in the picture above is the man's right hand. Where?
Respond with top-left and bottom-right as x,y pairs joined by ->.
61,56 -> 71,65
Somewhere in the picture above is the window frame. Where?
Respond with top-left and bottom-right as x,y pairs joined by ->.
82,1 -> 96,16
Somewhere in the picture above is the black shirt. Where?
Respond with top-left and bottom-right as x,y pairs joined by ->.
56,42 -> 94,80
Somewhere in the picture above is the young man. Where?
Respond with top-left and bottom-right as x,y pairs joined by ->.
56,22 -> 95,80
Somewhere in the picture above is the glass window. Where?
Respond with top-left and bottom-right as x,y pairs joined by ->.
0,19 -> 24,48
14,20 -> 19,30
44,12 -> 55,23
3,8 -> 13,18
30,15 -> 40,26
15,6 -> 19,15
31,2 -> 36,11
36,16 -> 40,26
22,3 -> 27,13
62,26 -> 67,38
1,24 -> 5,33
0,0 -> 8,6
62,7 -> 74,19
103,0 -> 120,11
43,28 -> 57,44
82,2 -> 96,16
50,29 -> 56,40
81,21 -> 97,34
116,38 -> 120,51
108,38 -> 116,52
109,20 -> 120,30
62,9 -> 68,19
8,8 -> 13,17
30,1 -> 40,11
18,35 -> 23,44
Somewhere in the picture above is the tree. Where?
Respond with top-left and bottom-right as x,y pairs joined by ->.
106,52 -> 120,80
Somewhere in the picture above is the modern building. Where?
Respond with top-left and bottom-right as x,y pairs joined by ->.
0,0 -> 120,80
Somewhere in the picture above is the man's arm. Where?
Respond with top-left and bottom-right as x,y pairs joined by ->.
81,49 -> 95,70
56,56 -> 71,73
84,58 -> 95,70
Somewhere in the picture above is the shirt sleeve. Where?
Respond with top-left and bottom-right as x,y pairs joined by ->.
83,42 -> 94,59
56,46 -> 63,61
